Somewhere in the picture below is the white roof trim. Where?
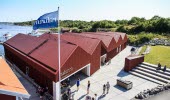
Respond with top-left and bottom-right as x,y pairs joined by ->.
0,88 -> 30,98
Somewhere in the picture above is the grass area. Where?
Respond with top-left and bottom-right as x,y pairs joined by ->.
139,45 -> 147,55
144,46 -> 170,68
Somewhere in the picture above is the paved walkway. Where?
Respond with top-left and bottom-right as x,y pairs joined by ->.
12,67 -> 41,100
69,46 -> 158,100
135,46 -> 142,55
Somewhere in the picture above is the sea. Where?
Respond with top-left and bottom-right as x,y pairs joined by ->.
0,24 -> 32,55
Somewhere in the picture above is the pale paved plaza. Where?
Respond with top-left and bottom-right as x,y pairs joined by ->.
70,46 -> 158,100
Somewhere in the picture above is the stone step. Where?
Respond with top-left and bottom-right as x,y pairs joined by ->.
129,71 -> 164,85
131,68 -> 170,84
138,64 -> 170,76
141,62 -> 170,73
136,66 -> 170,80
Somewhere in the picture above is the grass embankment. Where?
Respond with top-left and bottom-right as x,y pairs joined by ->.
144,46 -> 170,67
139,45 -> 147,55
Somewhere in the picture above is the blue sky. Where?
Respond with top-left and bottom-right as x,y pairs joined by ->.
0,0 -> 170,22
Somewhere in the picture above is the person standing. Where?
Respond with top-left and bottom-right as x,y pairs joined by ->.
87,80 -> 90,94
157,63 -> 161,70
39,87 -> 44,100
103,84 -> 106,94
66,78 -> 70,86
106,82 -> 110,94
76,78 -> 80,91
44,86 -> 48,93
163,65 -> 167,72
67,86 -> 71,100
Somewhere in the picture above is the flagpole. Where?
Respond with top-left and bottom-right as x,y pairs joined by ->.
57,7 -> 61,100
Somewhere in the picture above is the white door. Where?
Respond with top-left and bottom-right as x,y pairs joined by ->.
100,54 -> 107,66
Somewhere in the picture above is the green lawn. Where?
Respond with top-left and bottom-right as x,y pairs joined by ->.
144,46 -> 170,67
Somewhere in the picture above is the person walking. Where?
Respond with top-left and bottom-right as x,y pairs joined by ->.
76,78 -> 80,91
106,82 -> 110,94
87,80 -> 90,94
94,94 -> 98,100
103,84 -> 106,94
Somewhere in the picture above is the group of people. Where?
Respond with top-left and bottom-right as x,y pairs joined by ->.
85,81 -> 110,100
76,78 -> 91,94
102,82 -> 110,95
85,94 -> 98,100
37,86 -> 49,99
62,78 -> 111,100
61,78 -> 71,88
77,78 -> 111,100
62,86 -> 74,100
157,63 -> 167,72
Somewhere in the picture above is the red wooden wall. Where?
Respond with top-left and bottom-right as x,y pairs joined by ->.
124,55 -> 144,72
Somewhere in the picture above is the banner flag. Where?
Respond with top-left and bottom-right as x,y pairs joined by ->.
33,11 -> 58,30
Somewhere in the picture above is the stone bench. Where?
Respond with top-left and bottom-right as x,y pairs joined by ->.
117,79 -> 133,90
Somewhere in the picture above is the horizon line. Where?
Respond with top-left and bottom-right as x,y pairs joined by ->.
0,15 -> 170,23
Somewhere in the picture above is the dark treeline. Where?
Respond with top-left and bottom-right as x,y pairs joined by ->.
14,15 -> 170,34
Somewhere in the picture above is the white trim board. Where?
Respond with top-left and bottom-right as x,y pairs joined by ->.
0,88 -> 30,99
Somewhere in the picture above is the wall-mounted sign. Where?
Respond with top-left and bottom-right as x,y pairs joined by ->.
61,67 -> 73,77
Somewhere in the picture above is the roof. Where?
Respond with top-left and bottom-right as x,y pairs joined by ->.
5,33 -> 47,54
92,32 -> 121,43
5,33 -> 79,72
112,32 -> 127,40
0,57 -> 30,98
72,32 -> 119,51
39,33 -> 101,55
29,39 -> 78,72
60,33 -> 101,55
75,32 -> 112,48
39,33 -> 58,40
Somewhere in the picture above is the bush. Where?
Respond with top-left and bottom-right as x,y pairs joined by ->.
50,28 -> 58,33
128,32 -> 166,45
71,27 -> 82,33
116,25 -> 129,33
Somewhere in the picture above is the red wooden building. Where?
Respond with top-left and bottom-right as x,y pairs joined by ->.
3,32 -> 127,100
